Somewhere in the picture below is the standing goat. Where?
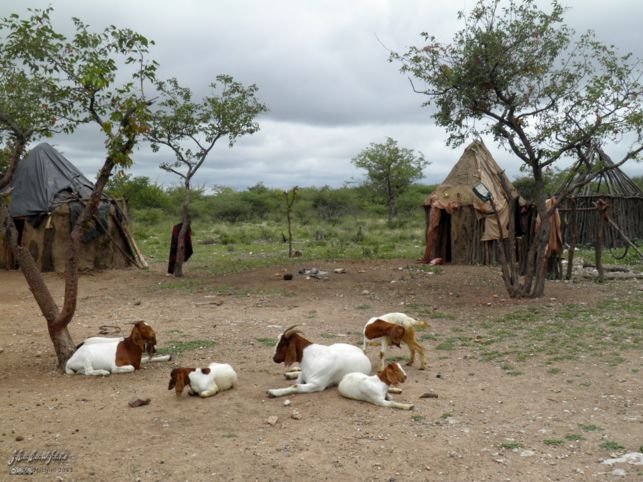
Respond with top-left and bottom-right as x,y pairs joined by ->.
267,325 -> 371,398
65,321 -> 171,376
363,312 -> 427,371
168,363 -> 238,398
339,362 -> 414,410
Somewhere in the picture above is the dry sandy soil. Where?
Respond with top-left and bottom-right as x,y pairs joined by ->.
0,260 -> 641,481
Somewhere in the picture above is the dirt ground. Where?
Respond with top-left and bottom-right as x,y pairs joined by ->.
0,260 -> 641,482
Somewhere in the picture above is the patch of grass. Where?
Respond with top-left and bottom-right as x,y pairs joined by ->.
431,311 -> 455,320
543,439 -> 564,446
156,339 -> 217,355
565,434 -> 584,441
411,415 -> 425,422
499,441 -> 523,450
256,337 -> 275,347
435,337 -> 458,351
579,424 -> 601,432
355,304 -> 372,310
440,412 -> 453,419
319,333 -> 337,339
600,441 -> 624,451
455,294 -> 642,371
420,333 -> 438,341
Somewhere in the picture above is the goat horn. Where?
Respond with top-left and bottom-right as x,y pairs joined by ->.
283,324 -> 301,338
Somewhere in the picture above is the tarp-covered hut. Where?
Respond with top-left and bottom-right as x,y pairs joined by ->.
422,140 -> 523,265
1,143 -> 146,272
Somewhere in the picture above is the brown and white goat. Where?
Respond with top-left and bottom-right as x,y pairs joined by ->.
362,312 -> 427,370
339,361 -> 414,410
267,325 -> 371,398
65,321 -> 171,376
168,363 -> 238,398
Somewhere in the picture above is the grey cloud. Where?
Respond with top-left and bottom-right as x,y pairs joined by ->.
2,0 -> 641,189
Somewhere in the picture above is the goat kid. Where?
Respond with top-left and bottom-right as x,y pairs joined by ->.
168,363 -> 238,398
267,325 -> 371,398
363,312 -> 427,370
65,321 -> 171,376
339,362 -> 414,410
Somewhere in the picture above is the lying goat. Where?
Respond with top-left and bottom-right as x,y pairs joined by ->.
168,363 -> 238,398
339,361 -> 414,410
65,321 -> 171,376
267,325 -> 371,398
363,312 -> 427,370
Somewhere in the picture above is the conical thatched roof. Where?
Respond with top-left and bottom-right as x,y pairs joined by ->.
424,140 -> 518,207
557,146 -> 642,198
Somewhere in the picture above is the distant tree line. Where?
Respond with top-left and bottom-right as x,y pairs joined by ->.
108,169 -> 643,226
106,175 -> 436,225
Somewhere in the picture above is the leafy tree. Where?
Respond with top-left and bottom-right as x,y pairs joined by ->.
146,76 -> 267,277
393,0 -> 642,297
106,173 -> 170,211
0,8 -> 157,367
352,137 -> 429,223
632,174 -> 643,191
512,168 -> 569,202
311,185 -> 355,223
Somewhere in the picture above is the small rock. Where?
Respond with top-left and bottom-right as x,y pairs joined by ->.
361,290 -> 370,295
291,410 -> 302,420
283,400 -> 291,407
128,398 -> 151,408
520,450 -> 536,457
134,300 -> 142,306
419,392 -> 438,399
15,435 -> 24,441
333,268 -> 346,274
267,416 -> 279,426
611,468 -> 626,477
283,273 -> 293,281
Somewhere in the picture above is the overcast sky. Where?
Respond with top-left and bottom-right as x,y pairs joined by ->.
2,0 -> 642,190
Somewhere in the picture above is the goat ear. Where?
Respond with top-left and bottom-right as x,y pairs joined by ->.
383,365 -> 395,385
168,370 -> 177,390
174,371 -> 186,395
284,339 -> 298,367
131,326 -> 144,350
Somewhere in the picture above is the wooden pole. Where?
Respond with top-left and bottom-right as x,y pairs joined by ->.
566,198 -> 577,281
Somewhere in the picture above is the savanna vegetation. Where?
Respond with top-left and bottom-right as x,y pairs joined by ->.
106,173 -> 643,277
106,175 -> 437,275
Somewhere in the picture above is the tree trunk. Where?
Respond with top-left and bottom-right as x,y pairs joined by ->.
566,198 -> 578,280
492,164 -> 553,299
173,177 -> 192,278
1,199 -> 76,368
386,179 -> 396,223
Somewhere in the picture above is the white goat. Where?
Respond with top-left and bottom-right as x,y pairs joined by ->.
65,321 -> 170,376
339,362 -> 414,410
267,325 -> 371,398
168,363 -> 238,398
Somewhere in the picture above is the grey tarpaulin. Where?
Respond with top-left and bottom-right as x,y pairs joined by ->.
9,143 -> 95,218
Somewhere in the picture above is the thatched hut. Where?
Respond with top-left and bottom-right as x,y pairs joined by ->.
422,140 -> 524,265
556,147 -> 643,248
1,143 -> 146,272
